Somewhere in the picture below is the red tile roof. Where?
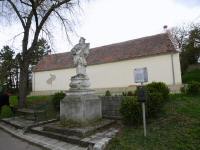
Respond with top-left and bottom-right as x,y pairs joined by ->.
33,33 -> 177,72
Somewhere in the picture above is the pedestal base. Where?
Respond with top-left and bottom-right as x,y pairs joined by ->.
69,74 -> 90,90
60,93 -> 102,123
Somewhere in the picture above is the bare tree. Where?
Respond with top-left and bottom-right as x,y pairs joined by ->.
169,26 -> 189,51
0,0 -> 83,107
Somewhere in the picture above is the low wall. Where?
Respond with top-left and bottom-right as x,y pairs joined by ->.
30,84 -> 182,96
100,96 -> 122,119
30,86 -> 137,96
168,84 -> 183,93
29,85 -> 183,120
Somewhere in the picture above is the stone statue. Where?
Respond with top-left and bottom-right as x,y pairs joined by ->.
69,37 -> 91,90
71,37 -> 90,75
61,37 -> 101,123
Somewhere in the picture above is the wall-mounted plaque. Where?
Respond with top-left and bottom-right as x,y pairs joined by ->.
134,67 -> 148,83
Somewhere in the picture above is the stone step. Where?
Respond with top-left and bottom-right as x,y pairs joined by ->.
0,122 -> 87,150
1,117 -> 24,129
31,125 -> 119,150
43,119 -> 116,138
1,117 -> 119,150
1,117 -> 58,130
31,127 -> 91,147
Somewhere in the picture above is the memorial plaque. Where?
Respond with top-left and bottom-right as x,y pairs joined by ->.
134,67 -> 148,83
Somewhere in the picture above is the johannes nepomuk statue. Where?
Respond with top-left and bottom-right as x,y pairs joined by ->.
71,37 -> 90,76
69,37 -> 91,90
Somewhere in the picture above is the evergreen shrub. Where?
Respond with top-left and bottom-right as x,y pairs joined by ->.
120,96 -> 141,125
52,92 -> 66,111
0,105 -> 13,118
105,90 -> 111,96
9,96 -> 19,108
120,82 -> 169,125
186,81 -> 200,95
146,82 -> 169,100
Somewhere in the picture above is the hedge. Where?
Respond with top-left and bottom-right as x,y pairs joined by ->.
120,82 -> 169,125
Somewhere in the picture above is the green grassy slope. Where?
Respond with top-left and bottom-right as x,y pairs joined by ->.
107,94 -> 200,150
182,69 -> 200,83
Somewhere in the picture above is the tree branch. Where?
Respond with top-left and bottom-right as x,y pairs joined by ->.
54,10 -> 72,42
22,10 -> 34,56
7,0 -> 26,29
38,0 -> 71,31
29,0 -> 39,28
19,0 -> 32,7
30,0 -> 72,51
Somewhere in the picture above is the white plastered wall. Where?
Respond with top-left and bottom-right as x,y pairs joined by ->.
32,53 -> 182,92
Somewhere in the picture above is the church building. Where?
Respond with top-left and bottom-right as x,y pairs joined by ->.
31,33 -> 182,95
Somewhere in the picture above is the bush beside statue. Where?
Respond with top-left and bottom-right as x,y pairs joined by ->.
120,82 -> 169,126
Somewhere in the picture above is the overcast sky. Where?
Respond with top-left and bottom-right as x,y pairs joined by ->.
0,0 -> 200,53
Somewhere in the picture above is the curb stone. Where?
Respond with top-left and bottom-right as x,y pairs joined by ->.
0,119 -> 119,150
0,122 -> 87,150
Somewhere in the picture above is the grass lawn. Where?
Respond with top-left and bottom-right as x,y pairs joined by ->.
26,95 -> 57,120
26,95 -> 53,105
4,95 -> 58,120
106,94 -> 200,150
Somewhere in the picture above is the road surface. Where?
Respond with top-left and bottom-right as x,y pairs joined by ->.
0,129 -> 44,150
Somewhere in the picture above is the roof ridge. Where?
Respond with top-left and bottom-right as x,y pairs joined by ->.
34,33 -> 176,72
48,33 -> 168,55
90,33 -> 167,50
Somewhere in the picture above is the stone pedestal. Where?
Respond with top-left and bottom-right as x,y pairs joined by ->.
60,93 -> 102,123
60,38 -> 102,124
69,74 -> 90,90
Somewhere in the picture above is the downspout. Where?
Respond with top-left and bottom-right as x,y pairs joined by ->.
170,53 -> 176,85
166,30 -> 177,86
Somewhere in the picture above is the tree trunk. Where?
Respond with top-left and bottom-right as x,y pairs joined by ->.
9,72 -> 12,89
19,62 -> 29,108
16,67 -> 19,90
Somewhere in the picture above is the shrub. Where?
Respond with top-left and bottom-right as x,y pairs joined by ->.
120,82 -> 169,126
120,94 -> 165,125
146,92 -> 164,116
122,92 -> 126,96
9,96 -> 19,108
120,96 -> 141,125
146,82 -> 169,100
52,92 -> 66,111
105,90 -> 111,96
186,81 -> 200,95
0,105 -> 13,118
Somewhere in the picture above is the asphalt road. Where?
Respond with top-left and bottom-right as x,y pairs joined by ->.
0,129 -> 44,150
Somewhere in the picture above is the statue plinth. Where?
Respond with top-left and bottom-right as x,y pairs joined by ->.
60,37 -> 102,124
61,81 -> 101,123
60,93 -> 102,123
69,74 -> 91,91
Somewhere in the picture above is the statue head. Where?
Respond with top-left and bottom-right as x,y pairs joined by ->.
79,37 -> 86,44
